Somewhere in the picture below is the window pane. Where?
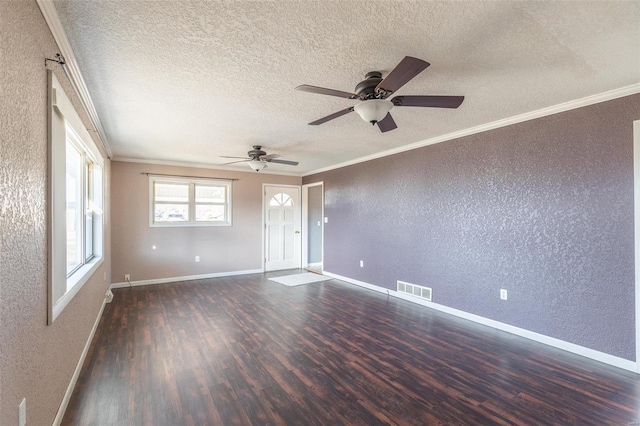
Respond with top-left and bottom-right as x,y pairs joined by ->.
154,204 -> 189,222
270,193 -> 293,207
155,183 -> 189,202
85,163 -> 93,261
196,185 -> 225,203
66,142 -> 83,273
150,178 -> 231,226
85,211 -> 93,261
196,204 -> 226,222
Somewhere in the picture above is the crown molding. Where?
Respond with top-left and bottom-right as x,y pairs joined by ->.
33,1 -> 640,175
113,156 -> 303,177
37,0 -> 113,159
303,83 -> 640,177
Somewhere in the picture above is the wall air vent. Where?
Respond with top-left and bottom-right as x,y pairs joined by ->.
397,280 -> 432,301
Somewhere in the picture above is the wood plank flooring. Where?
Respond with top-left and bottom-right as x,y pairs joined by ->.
63,271 -> 640,425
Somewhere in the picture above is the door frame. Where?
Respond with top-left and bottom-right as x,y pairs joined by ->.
634,120 -> 640,373
302,181 -> 324,271
262,184 -> 302,272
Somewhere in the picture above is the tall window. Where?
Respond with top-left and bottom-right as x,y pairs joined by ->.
65,125 -> 101,283
66,139 -> 84,274
48,71 -> 104,323
150,177 -> 232,226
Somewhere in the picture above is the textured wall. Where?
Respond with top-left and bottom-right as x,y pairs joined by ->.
304,94 -> 640,361
0,2 -> 111,424
111,161 -> 301,282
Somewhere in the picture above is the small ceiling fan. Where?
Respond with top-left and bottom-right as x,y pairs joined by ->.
220,146 -> 299,172
295,56 -> 464,133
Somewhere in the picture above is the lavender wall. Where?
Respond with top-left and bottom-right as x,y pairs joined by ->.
304,94 -> 640,361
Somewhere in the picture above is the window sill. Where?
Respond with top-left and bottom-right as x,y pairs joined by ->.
52,256 -> 104,321
149,222 -> 232,228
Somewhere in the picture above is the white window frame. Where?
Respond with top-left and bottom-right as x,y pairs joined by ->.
148,176 -> 232,227
48,71 -> 105,324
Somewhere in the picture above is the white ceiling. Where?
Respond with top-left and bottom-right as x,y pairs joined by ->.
52,1 -> 640,175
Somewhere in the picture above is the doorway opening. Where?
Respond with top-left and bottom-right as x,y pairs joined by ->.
302,182 -> 324,274
634,120 -> 640,373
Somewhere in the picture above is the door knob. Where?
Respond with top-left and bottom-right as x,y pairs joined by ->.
295,231 -> 300,234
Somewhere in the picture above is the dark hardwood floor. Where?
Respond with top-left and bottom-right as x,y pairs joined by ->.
63,271 -> 640,425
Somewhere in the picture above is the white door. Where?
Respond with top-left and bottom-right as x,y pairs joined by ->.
264,185 -> 301,271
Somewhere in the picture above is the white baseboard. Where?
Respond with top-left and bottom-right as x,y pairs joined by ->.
53,293 -> 108,425
323,271 -> 638,374
306,262 -> 322,269
110,269 -> 263,289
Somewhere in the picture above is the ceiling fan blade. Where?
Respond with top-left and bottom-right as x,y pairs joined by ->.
219,160 -> 249,165
295,84 -> 357,99
220,155 -> 250,159
267,159 -> 299,166
261,153 -> 282,160
376,56 -> 430,97
309,107 -> 355,125
376,113 -> 397,133
391,95 -> 464,108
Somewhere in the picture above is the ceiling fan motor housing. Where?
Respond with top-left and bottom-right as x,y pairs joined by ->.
355,71 -> 383,99
248,145 -> 266,158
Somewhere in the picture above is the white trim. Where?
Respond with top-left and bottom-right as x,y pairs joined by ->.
114,157 -> 301,177
53,258 -> 104,320
48,71 -> 106,323
109,269 -> 263,289
262,185 -> 266,272
53,295 -> 108,426
303,83 -> 640,177
302,187 -> 308,269
37,0 -> 113,159
634,120 -> 640,373
323,272 -> 385,294
323,271 -> 638,373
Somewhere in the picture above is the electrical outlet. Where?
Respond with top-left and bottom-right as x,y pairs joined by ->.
19,398 -> 26,426
195,255 -> 200,262
360,260 -> 364,268
500,289 -> 508,300
125,274 -> 130,281
324,217 -> 328,223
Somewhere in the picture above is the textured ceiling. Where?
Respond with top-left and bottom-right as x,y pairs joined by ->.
53,1 -> 640,175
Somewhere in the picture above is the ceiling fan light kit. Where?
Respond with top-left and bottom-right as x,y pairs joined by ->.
296,56 -> 464,133
248,159 -> 267,171
354,99 -> 393,124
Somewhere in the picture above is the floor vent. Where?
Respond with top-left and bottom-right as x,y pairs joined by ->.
397,281 -> 432,301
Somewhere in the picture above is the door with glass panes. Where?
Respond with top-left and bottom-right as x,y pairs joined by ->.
264,185 -> 301,271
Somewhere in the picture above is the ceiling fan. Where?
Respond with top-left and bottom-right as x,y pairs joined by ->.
295,56 -> 464,133
220,145 -> 299,172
